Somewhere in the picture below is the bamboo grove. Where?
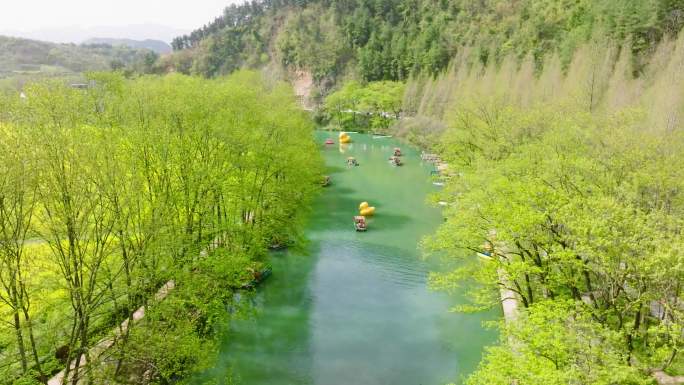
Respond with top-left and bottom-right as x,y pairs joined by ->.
0,71 -> 321,384
407,34 -> 684,384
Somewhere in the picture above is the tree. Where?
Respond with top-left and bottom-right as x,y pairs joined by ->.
0,123 -> 44,380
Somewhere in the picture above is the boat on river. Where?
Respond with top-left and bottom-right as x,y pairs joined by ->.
347,157 -> 359,166
325,138 -> 334,145
389,156 -> 403,166
242,264 -> 273,289
393,147 -> 402,156
353,216 -> 367,231
339,132 -> 352,143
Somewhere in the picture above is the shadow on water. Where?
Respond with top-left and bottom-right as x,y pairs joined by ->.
323,165 -> 346,175
200,241 -> 324,385
195,132 -> 498,385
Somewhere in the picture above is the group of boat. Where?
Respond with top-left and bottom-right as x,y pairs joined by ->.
247,136 -> 399,288
323,133 -> 407,232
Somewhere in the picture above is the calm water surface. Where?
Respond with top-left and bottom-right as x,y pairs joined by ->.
201,133 -> 497,385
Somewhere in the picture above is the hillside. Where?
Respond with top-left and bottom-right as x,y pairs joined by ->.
166,0 -> 684,85
0,36 -> 159,87
82,38 -> 172,54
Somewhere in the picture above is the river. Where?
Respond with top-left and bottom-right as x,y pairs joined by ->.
200,132 -> 497,385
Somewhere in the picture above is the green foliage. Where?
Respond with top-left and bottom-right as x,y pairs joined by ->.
323,80 -> 405,131
424,98 -> 684,382
467,301 -> 649,385
169,0 -> 684,82
276,6 -> 349,82
0,70 -> 321,384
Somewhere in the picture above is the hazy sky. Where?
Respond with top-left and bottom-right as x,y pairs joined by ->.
1,0 -> 237,31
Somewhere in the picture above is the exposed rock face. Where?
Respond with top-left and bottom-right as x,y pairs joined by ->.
292,70 -> 313,110
653,370 -> 684,385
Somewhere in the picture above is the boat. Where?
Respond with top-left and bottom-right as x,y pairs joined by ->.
339,132 -> 352,143
347,157 -> 359,166
359,206 -> 376,216
389,156 -> 403,166
241,264 -> 273,289
325,138 -> 334,145
477,242 -> 495,261
372,134 -> 392,139
354,216 -> 367,231
393,147 -> 402,156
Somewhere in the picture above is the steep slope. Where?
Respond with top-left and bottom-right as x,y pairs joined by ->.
167,0 -> 684,84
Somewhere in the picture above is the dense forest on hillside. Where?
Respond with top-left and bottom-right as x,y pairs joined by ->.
168,0 -> 684,84
0,71 -> 320,384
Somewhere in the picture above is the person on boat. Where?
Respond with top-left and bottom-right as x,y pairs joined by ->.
482,242 -> 493,256
354,215 -> 367,231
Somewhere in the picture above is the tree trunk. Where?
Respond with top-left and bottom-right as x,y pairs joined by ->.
22,305 -> 45,379
627,303 -> 642,363
13,307 -> 28,373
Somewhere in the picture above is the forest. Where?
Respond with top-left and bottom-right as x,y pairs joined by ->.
409,32 -> 684,385
0,71 -> 320,384
168,0 -> 684,84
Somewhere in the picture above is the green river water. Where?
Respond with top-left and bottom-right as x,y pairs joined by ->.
202,132 -> 497,385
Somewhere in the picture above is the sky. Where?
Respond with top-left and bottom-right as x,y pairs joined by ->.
0,0 -> 239,42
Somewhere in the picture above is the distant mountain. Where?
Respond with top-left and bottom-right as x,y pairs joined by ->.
0,24 -> 189,45
0,35 -> 157,78
82,38 -> 172,54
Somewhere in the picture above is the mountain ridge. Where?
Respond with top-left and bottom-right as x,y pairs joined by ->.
82,38 -> 172,54
0,24 -> 188,45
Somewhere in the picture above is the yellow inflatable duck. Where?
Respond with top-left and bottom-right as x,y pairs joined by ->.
339,132 -> 351,144
359,201 -> 376,216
